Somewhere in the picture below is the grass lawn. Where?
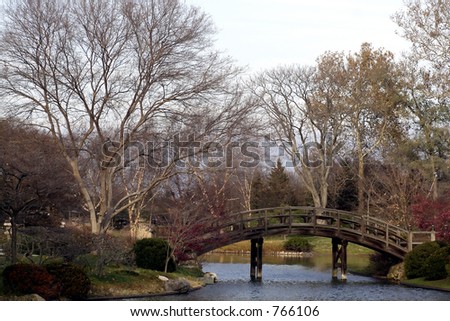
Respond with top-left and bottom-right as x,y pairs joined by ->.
89,268 -> 166,297
402,277 -> 450,291
401,264 -> 450,291
88,265 -> 205,298
300,236 -> 373,255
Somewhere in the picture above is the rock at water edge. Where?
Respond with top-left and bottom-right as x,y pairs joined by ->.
203,272 -> 218,284
387,263 -> 405,282
164,278 -> 192,293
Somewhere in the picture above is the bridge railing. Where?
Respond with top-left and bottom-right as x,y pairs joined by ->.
204,206 -> 436,257
408,231 -> 436,251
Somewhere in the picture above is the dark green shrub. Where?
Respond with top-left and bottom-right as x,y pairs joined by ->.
424,247 -> 449,281
46,263 -> 91,300
2,264 -> 60,300
134,238 -> 176,272
404,241 -> 441,279
283,237 -> 313,252
369,252 -> 400,276
435,240 -> 449,248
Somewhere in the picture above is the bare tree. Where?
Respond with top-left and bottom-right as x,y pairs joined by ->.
0,0 -> 244,234
250,54 -> 348,208
234,167 -> 259,211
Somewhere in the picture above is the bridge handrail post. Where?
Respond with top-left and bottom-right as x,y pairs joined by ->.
385,224 -> 389,248
408,232 -> 413,252
312,209 -> 316,231
360,215 -> 366,237
288,207 -> 292,234
264,209 -> 268,233
337,210 -> 341,232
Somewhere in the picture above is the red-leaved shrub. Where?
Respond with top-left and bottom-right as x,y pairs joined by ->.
412,192 -> 450,242
2,264 -> 60,300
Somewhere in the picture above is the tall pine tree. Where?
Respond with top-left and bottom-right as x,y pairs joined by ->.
250,160 -> 297,208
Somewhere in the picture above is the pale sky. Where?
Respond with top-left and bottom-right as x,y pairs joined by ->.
185,0 -> 411,72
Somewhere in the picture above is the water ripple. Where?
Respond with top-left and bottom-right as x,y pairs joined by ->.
148,259 -> 450,301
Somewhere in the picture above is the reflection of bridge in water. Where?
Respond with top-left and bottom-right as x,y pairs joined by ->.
193,206 -> 435,281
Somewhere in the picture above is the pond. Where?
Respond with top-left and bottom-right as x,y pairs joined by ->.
150,253 -> 450,301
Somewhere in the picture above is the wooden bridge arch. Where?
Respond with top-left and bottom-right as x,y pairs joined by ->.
194,206 -> 435,280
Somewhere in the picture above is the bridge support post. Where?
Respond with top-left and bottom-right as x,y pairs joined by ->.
332,238 -> 348,281
250,238 -> 263,281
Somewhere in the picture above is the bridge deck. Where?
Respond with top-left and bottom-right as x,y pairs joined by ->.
196,206 -> 435,259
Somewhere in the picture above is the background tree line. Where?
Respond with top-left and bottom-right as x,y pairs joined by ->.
0,0 -> 448,265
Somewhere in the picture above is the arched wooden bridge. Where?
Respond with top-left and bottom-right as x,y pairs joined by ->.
193,206 -> 435,280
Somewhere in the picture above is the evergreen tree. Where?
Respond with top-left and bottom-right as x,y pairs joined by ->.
266,160 -> 297,207
250,171 -> 266,209
250,160 -> 297,209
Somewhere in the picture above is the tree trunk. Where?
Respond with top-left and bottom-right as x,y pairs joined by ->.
128,204 -> 141,240
98,168 -> 114,233
431,156 -> 438,200
69,160 -> 100,234
164,245 -> 172,273
295,167 -> 325,208
320,175 -> 329,209
357,151 -> 365,215
69,159 -> 122,234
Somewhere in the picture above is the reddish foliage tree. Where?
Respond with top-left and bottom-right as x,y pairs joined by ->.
152,170 -> 240,263
411,191 -> 450,242
161,206 -> 229,263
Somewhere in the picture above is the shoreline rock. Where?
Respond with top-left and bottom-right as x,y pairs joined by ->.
164,278 -> 192,293
387,263 -> 405,282
202,272 -> 218,285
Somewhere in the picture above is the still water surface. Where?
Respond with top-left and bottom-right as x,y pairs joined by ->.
152,254 -> 450,301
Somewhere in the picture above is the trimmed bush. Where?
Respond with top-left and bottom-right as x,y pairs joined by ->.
46,263 -> 91,300
404,241 -> 441,279
134,238 -> 176,272
283,237 -> 313,253
2,264 -> 60,300
424,247 -> 449,281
